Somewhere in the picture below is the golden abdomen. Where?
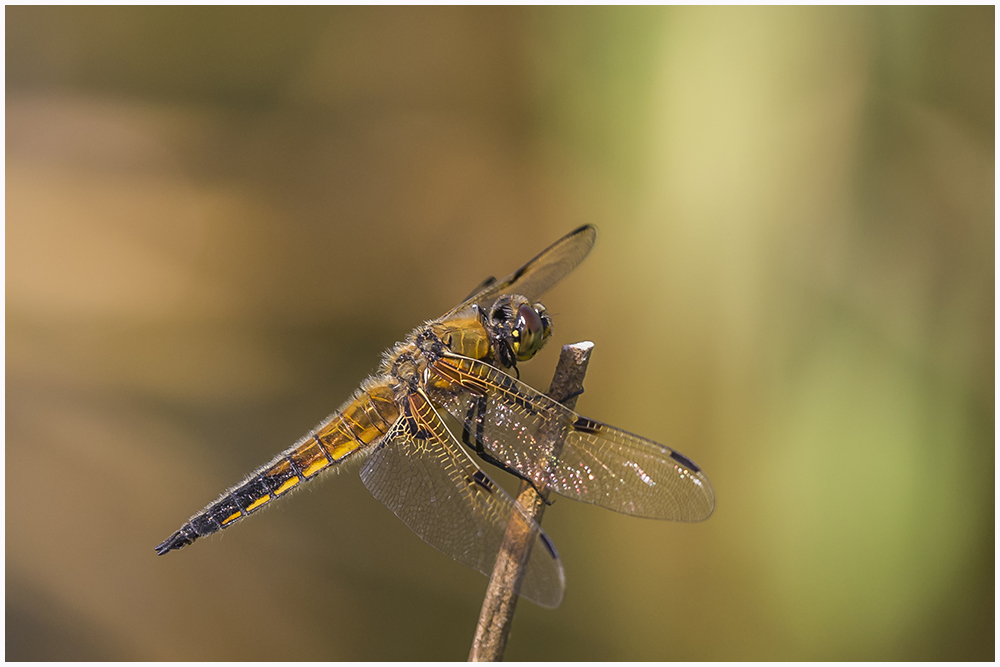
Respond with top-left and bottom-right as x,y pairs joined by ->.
173,378 -> 400,542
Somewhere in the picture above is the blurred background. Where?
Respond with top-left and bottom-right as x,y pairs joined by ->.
6,6 -> 993,661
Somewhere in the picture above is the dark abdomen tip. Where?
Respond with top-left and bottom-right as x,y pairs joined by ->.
155,526 -> 197,555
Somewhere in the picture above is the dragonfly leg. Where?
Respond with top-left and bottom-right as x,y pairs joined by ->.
554,387 -> 584,404
473,444 -> 552,502
462,393 -> 553,503
461,394 -> 486,448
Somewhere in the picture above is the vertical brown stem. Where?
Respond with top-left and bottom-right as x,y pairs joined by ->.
468,342 -> 593,662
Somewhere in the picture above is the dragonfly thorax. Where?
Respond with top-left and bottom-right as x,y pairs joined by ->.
382,341 -> 430,392
382,320 -> 463,395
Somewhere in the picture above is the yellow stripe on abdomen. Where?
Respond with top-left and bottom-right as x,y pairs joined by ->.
315,381 -> 399,461
179,377 -> 400,541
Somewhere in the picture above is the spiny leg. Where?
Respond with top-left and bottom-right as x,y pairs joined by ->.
462,394 -> 483,448
463,392 -> 552,504
554,387 -> 584,404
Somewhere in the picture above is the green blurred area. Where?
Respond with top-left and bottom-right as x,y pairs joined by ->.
6,6 -> 993,661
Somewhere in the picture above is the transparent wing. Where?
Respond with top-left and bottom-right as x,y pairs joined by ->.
430,355 -> 715,522
359,390 -> 566,608
446,225 -> 597,317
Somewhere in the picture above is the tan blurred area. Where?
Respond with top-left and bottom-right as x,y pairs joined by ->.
5,6 -> 993,661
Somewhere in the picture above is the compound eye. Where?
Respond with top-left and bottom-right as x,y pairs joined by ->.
532,302 -> 553,339
512,303 -> 546,361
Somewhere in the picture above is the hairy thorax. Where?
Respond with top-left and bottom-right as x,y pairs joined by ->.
378,306 -> 493,403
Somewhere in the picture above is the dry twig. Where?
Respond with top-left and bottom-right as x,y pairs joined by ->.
468,342 -> 594,662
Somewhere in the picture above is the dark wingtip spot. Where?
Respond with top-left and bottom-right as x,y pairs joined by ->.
670,450 -> 701,473
539,532 -> 559,560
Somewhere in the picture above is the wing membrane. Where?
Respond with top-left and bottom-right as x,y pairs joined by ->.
359,390 -> 565,608
447,225 -> 597,316
431,355 -> 715,522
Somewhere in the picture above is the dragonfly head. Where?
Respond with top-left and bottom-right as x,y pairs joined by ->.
488,295 -> 553,367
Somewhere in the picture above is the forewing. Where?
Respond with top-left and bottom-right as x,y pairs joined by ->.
446,225 -> 597,316
431,355 -> 715,522
359,390 -> 565,608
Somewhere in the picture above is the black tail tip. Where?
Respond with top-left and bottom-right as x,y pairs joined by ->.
155,527 -> 196,555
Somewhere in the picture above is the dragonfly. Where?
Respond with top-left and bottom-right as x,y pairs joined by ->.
155,225 -> 714,608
